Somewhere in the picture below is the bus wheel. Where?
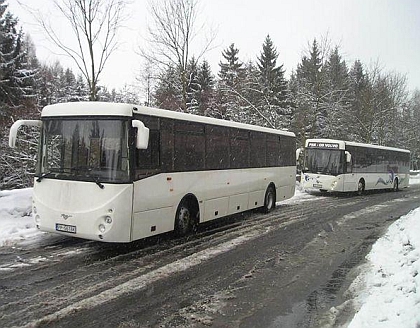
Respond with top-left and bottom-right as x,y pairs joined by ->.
262,185 -> 276,213
357,179 -> 365,196
393,178 -> 399,192
174,197 -> 198,236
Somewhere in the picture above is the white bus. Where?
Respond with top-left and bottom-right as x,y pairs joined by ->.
9,102 -> 296,242
299,138 -> 410,194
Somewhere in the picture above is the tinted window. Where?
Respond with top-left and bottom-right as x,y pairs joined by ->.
206,125 -> 230,169
266,135 -> 280,166
280,135 -> 296,166
160,119 -> 174,171
174,121 -> 205,171
230,129 -> 250,168
136,116 -> 160,172
250,131 -> 266,167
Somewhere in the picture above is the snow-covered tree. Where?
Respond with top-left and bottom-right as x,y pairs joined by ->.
186,57 -> 200,114
407,90 -> 420,169
141,0 -> 215,112
215,43 -> 246,120
0,1 -> 38,190
254,35 -> 289,128
290,39 -> 327,145
153,64 -> 183,111
257,35 -> 288,105
196,60 -> 215,116
322,46 -> 351,139
0,2 -> 36,118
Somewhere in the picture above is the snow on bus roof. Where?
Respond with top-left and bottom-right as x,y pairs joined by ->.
133,105 -> 295,137
41,102 -> 134,117
41,102 -> 295,137
306,138 -> 410,153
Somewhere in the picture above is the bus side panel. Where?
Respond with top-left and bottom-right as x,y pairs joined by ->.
131,175 -> 177,240
228,193 -> 249,214
131,166 -> 296,241
399,173 -> 410,188
131,207 -> 174,240
278,166 -> 296,201
203,197 -> 230,221
343,174 -> 358,192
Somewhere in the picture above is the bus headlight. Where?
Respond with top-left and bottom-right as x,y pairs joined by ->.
35,215 -> 40,223
105,216 -> 112,224
99,224 -> 106,233
331,181 -> 337,190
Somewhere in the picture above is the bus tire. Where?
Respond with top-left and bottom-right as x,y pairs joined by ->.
393,178 -> 399,192
357,179 -> 365,196
174,196 -> 198,237
262,185 -> 276,213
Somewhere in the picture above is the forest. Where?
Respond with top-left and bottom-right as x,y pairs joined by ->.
1,0 -> 420,190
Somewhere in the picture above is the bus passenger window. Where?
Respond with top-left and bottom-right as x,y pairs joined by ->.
136,130 -> 160,172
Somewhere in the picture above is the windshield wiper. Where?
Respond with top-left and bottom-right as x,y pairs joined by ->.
93,176 -> 105,189
36,171 -> 55,182
71,167 -> 105,189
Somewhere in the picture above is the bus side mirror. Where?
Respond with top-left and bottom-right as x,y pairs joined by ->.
345,151 -> 352,163
132,120 -> 150,149
9,120 -> 41,148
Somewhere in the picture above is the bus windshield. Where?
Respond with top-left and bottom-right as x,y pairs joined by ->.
38,118 -> 131,184
303,148 -> 344,176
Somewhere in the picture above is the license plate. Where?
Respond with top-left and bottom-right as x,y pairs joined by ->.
313,184 -> 323,188
56,223 -> 77,234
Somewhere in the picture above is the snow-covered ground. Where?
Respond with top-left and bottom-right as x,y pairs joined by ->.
343,206 -> 420,327
0,173 -> 419,327
0,188 -> 41,247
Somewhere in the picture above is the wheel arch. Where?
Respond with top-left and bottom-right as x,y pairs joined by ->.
175,193 -> 200,225
267,182 -> 277,200
393,176 -> 399,191
357,178 -> 366,195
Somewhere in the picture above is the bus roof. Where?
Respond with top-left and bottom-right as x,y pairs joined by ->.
42,102 -> 134,117
305,138 -> 410,154
41,102 -> 295,137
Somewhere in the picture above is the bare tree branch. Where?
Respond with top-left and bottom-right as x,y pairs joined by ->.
23,0 -> 127,101
139,0 -> 216,111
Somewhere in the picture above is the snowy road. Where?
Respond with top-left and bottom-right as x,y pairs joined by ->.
1,185 -> 420,327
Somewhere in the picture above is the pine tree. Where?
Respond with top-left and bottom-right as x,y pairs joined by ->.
0,1 -> 39,189
217,43 -> 245,120
196,60 -> 215,116
0,2 -> 36,117
153,65 -> 183,111
186,57 -> 200,114
348,60 -> 370,142
291,39 -> 327,144
322,46 -> 351,139
218,43 -> 245,89
257,35 -> 287,104
255,35 -> 289,128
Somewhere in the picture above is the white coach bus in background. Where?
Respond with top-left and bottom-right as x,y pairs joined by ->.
9,102 -> 296,243
298,138 -> 410,194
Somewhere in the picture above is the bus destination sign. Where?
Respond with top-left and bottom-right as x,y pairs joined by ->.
307,142 -> 339,149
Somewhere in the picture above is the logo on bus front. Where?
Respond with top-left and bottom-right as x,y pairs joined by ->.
61,214 -> 73,220
307,142 -> 339,149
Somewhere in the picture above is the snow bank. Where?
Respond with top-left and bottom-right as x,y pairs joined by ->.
410,171 -> 420,185
347,207 -> 420,327
0,188 -> 39,246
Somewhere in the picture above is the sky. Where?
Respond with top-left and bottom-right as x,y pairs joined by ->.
1,175 -> 420,326
7,0 -> 420,94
